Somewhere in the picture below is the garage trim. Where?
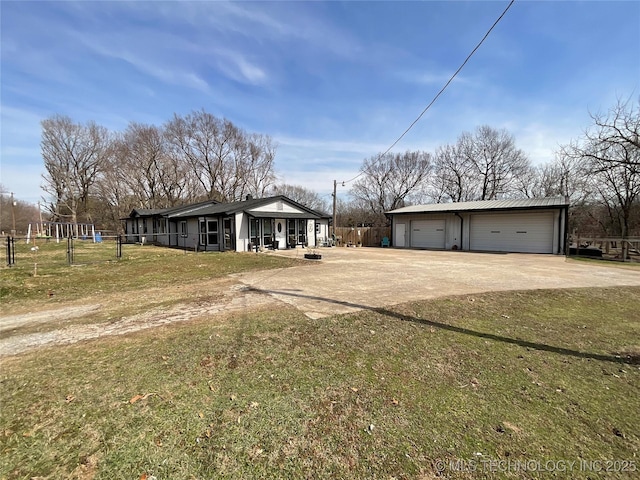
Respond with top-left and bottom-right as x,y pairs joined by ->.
386,197 -> 569,254
469,212 -> 554,254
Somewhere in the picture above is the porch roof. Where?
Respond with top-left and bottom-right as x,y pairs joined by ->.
247,211 -> 322,219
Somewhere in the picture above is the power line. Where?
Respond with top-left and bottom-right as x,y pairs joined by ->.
341,0 -> 516,185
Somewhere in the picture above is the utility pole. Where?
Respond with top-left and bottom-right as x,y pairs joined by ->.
10,192 -> 16,235
332,180 -> 337,242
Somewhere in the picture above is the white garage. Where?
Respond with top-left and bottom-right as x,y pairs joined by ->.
470,212 -> 554,254
387,197 -> 569,255
411,219 -> 446,248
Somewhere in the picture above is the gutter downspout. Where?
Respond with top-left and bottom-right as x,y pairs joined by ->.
454,213 -> 463,250
557,209 -> 562,255
564,203 -> 570,256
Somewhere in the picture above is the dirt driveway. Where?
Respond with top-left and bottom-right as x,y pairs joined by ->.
2,248 -> 638,356
236,248 -> 640,319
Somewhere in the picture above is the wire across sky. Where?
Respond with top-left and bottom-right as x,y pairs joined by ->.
341,0 -> 516,186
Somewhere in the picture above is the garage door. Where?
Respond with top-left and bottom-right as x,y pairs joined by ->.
470,212 -> 554,253
411,219 -> 445,248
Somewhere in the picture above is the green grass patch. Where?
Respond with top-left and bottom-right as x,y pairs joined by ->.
567,256 -> 640,269
1,242 -> 303,312
1,287 -> 639,479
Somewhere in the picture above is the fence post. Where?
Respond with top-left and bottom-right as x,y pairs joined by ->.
116,235 -> 122,259
67,235 -> 74,265
6,236 -> 15,266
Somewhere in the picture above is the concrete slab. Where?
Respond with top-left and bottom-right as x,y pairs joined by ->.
235,247 -> 640,319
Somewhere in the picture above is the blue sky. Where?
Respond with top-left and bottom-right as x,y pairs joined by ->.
1,0 -> 639,204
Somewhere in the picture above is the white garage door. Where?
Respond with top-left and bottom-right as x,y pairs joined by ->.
470,212 -> 554,253
411,219 -> 446,248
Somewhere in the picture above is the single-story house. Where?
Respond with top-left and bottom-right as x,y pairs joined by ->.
124,195 -> 331,252
386,197 -> 569,254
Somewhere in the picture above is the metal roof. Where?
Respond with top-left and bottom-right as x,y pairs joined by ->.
126,199 -> 221,219
386,197 -> 569,215
167,195 -> 330,219
248,211 -> 322,219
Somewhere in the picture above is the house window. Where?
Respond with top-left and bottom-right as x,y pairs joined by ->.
287,219 -> 296,247
298,219 -> 307,245
250,218 -> 260,246
207,220 -> 218,245
286,219 -> 307,246
180,221 -> 187,235
223,218 -> 233,250
262,219 -> 273,247
316,222 -> 321,234
199,219 -> 206,245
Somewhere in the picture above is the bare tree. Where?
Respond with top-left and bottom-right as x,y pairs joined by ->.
95,151 -> 137,232
270,183 -> 329,212
41,115 -> 111,227
164,110 -> 227,201
109,122 -> 195,209
0,188 -> 40,234
561,98 -> 640,257
164,110 -> 277,202
588,97 -> 640,167
350,150 -> 432,222
241,133 -> 277,199
457,125 -> 531,200
536,154 -> 590,202
116,123 -> 165,208
430,143 -> 478,202
335,197 -> 381,227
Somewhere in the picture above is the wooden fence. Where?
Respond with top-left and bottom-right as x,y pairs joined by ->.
571,236 -> 640,255
333,227 -> 391,247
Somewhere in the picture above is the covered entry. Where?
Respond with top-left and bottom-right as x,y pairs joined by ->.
469,212 -> 554,254
410,219 -> 445,248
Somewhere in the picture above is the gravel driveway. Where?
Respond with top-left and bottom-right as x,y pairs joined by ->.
2,248 -> 638,356
236,247 -> 640,319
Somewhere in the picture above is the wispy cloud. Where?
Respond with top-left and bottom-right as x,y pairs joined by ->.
399,71 -> 475,87
139,0 -> 363,66
214,49 -> 268,85
0,106 -> 43,149
2,0 -> 638,205
275,136 -> 388,156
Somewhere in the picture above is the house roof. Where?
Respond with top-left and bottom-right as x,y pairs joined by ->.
126,199 -> 220,219
386,197 -> 569,215
248,211 -> 322,219
166,195 -> 330,219
129,208 -> 165,217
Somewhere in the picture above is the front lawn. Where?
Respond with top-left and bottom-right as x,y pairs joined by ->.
1,287 -> 638,479
1,243 -> 304,314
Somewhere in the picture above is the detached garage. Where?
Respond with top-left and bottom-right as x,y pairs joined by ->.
386,197 -> 569,254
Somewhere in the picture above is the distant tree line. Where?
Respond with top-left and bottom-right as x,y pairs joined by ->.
41,109 -> 279,231
38,99 -> 638,239
346,98 -> 640,239
0,186 -> 41,235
